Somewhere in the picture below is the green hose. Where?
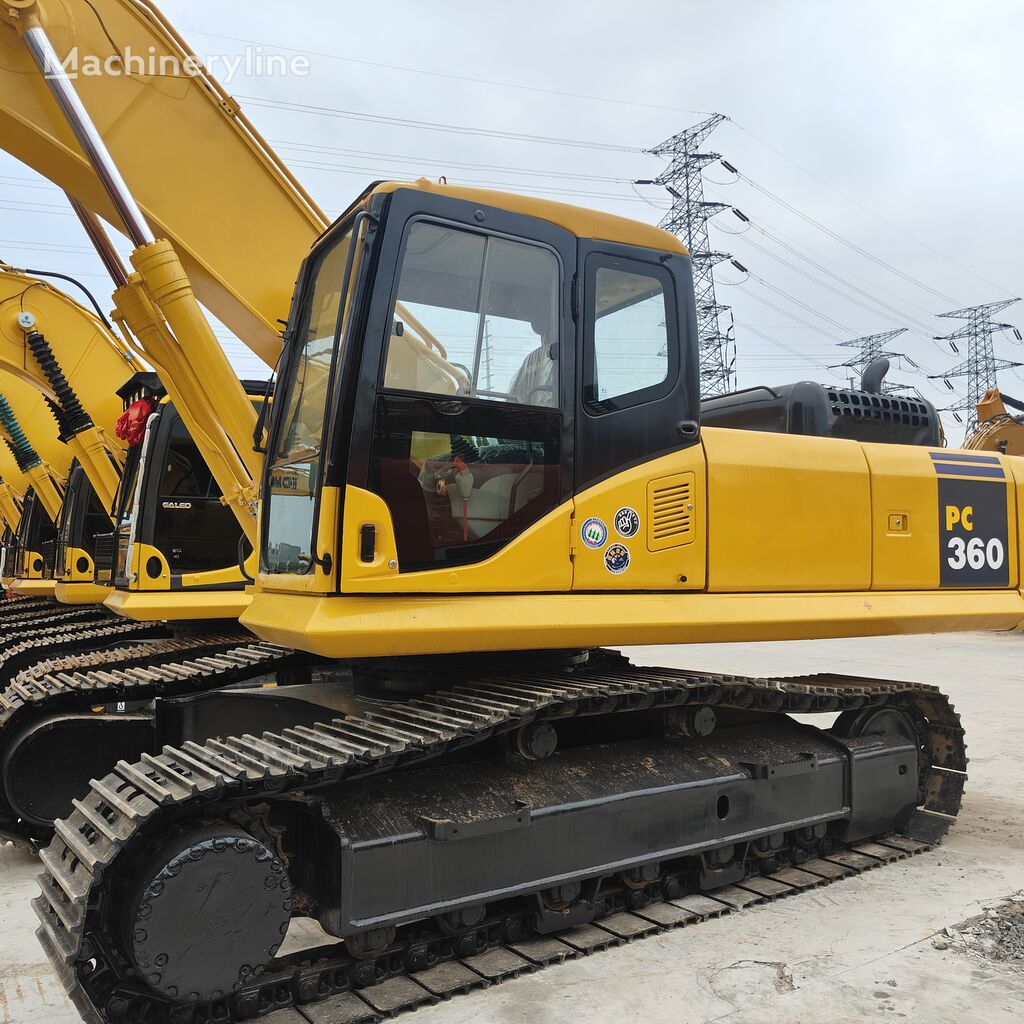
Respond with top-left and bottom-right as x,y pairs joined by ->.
0,393 -> 41,472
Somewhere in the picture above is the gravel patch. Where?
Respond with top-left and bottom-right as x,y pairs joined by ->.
933,892 -> 1024,967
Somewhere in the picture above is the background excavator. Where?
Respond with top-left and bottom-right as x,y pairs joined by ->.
0,260 -> 136,599
964,387 -> 1024,456
0,3 -> 1016,1023
0,253 -> 325,843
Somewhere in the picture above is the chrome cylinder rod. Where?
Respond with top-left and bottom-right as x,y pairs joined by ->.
65,194 -> 130,289
22,24 -> 156,249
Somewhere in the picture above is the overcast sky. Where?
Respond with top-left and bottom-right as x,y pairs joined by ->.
2,0 -> 1022,442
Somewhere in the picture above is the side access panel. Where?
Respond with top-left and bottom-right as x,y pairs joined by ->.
863,444 -> 1018,590
702,427 -> 871,593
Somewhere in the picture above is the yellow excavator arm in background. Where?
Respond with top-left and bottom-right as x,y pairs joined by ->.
0,370 -> 69,520
0,447 -> 25,533
0,0 -> 330,543
0,264 -> 142,510
964,388 -> 1024,457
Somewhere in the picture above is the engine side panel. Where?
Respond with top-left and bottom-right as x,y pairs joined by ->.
702,427 -> 871,593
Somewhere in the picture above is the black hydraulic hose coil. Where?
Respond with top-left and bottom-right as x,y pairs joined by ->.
25,330 -> 94,438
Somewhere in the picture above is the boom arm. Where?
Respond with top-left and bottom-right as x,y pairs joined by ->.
0,446 -> 26,533
0,264 -> 143,510
0,0 -> 326,359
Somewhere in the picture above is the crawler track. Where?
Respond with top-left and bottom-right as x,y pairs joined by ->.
0,633 -> 307,845
0,615 -> 166,681
0,602 -> 110,644
34,660 -> 966,1024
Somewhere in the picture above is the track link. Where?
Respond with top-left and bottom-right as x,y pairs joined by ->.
33,660 -> 966,1024
0,633 -> 305,845
0,594 -> 51,612
0,602 -> 110,643
0,616 -> 166,681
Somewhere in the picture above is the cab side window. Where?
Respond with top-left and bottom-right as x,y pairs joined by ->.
584,258 -> 676,413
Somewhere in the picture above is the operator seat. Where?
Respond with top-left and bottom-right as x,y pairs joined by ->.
509,342 -> 557,407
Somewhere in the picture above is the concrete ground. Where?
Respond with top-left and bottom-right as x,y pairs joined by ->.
2,632 -> 1024,1023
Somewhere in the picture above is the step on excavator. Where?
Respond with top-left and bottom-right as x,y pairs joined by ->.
0,3 -> 1017,1022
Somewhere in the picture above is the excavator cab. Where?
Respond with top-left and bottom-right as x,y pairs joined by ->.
98,372 -> 267,604
54,463 -> 113,588
12,486 -> 56,581
260,183 -> 696,599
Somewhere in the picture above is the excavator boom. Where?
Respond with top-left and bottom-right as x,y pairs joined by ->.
0,0 -> 326,360
0,0 -> 334,543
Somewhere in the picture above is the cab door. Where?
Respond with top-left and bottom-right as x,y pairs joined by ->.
342,190 -> 578,593
571,241 -> 707,591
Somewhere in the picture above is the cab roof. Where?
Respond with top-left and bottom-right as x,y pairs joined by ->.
368,179 -> 688,256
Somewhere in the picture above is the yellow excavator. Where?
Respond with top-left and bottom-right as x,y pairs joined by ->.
0,264 -> 180,670
964,387 -> 1024,456
0,3 -> 1016,1022
0,261 -> 134,595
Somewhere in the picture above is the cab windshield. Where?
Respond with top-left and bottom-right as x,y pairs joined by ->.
264,222 -> 356,574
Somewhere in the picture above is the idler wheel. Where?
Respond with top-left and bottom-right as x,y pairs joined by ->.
832,706 -> 918,743
122,823 -> 291,1003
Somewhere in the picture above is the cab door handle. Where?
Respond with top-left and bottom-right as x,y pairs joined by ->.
359,524 -> 376,563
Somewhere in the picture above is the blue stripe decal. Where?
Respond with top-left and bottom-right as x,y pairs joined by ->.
932,463 -> 1006,479
929,452 -> 1001,464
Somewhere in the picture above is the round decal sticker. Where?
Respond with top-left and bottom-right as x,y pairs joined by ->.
581,516 -> 608,549
604,543 -> 630,575
614,507 -> 640,538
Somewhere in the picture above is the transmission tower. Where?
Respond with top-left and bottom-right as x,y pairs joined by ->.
930,299 -> 1023,432
647,114 -> 735,397
833,328 -> 913,393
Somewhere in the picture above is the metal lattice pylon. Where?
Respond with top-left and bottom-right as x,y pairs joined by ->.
648,115 -> 734,397
833,328 -> 913,393
929,299 -> 1022,432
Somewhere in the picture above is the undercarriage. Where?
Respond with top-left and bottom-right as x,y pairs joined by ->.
32,651 -> 965,1024
0,630 -> 317,846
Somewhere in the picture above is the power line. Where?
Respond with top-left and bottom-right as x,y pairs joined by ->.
187,29 -> 717,118
271,140 -> 634,183
734,281 -> 845,344
734,320 -> 837,373
725,210 -> 941,335
732,226 -> 930,334
729,121 -> 1017,299
743,272 -> 854,335
723,161 -> 962,306
288,160 -> 663,205
705,183 -> 946,322
235,95 -> 645,153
